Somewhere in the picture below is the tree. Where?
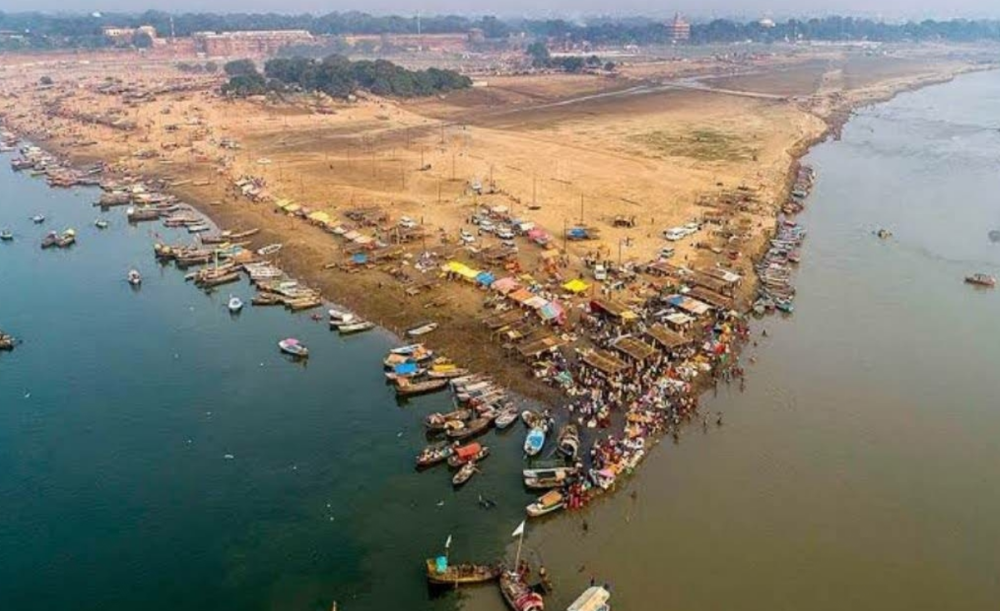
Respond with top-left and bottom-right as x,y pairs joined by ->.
39,75 -> 53,86
604,61 -> 617,72
224,59 -> 257,77
134,32 -> 153,48
204,61 -> 218,73
526,41 -> 550,68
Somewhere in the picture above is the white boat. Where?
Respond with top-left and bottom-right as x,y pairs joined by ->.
127,269 -> 142,286
390,343 -> 425,356
328,308 -> 355,323
187,223 -> 211,233
228,295 -> 244,313
278,337 -> 308,357
339,320 -> 375,334
526,490 -> 565,518
406,322 -> 439,337
257,243 -> 283,256
567,586 -> 610,611
94,219 -> 109,229
31,214 -> 45,224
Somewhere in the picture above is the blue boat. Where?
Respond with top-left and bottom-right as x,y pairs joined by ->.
524,427 -> 545,456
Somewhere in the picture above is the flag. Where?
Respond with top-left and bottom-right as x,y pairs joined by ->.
445,535 -> 452,549
512,520 -> 525,538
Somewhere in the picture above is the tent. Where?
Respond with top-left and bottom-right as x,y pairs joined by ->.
475,271 -> 496,286
563,279 -> 589,294
454,442 -> 482,460
491,277 -> 520,294
352,253 -> 368,264
446,261 -> 479,281
523,295 -> 548,310
393,362 -> 419,375
539,301 -> 565,322
307,211 -> 332,225
283,203 -> 302,214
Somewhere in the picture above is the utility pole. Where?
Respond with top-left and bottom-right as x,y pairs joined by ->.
580,194 -> 584,224
451,152 -> 456,181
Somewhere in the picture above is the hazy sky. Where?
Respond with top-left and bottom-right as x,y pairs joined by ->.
2,0 -> 998,20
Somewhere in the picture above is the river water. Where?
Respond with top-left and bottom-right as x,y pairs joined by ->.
3,70 -> 1000,611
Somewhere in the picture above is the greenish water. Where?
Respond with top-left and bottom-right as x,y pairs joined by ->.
0,159 -> 536,610
465,69 -> 1000,611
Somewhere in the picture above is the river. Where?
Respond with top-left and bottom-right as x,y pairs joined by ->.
3,70 -> 1000,611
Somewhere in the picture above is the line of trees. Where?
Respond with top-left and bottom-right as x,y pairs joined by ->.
2,12 -> 1000,51
221,56 -> 472,98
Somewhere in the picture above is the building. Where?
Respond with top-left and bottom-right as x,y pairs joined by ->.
668,13 -> 691,42
192,30 -> 315,57
340,32 -> 472,53
102,26 -> 136,45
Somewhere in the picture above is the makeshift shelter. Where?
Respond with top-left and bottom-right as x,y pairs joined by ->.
664,312 -> 695,331
666,294 -> 712,316
612,336 -> 657,361
647,324 -> 693,351
582,350 -> 628,375
491,277 -> 520,294
590,299 -> 639,321
475,271 -> 496,287
445,261 -> 480,282
538,301 -> 566,323
517,335 -> 565,359
508,288 -> 534,305
307,211 -> 332,225
563,279 -> 590,294
523,295 -> 548,310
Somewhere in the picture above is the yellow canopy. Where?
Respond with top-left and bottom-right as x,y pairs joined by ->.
563,279 -> 590,293
274,198 -> 294,209
446,261 -> 479,280
307,211 -> 332,224
283,203 -> 302,213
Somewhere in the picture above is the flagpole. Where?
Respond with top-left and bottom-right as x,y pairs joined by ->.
514,530 -> 524,569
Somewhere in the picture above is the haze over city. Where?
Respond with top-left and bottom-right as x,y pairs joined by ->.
2,0 -> 1000,20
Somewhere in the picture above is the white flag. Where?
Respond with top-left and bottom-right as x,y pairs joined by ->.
511,520 -> 525,538
445,534 -> 452,549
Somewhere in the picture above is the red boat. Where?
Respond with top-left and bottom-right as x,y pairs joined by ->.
499,569 -> 544,611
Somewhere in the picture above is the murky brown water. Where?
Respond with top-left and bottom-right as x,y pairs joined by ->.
464,70 -> 1000,611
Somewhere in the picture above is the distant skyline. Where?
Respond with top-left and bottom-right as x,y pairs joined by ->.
1,1 -> 999,21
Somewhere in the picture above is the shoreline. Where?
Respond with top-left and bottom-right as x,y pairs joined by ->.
1,59 -> 990,530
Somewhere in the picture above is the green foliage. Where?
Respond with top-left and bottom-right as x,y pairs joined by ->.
134,31 -> 153,48
255,54 -> 471,99
224,59 -> 258,77
526,42 -> 550,68
39,75 -> 53,86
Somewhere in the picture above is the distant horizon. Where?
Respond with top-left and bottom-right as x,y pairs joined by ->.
2,6 -> 1000,23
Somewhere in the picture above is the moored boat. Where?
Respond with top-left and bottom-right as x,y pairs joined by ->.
31,214 -> 45,224
338,320 -> 375,334
56,229 -> 76,248
415,442 -> 455,468
447,442 -> 490,467
425,557 -> 501,587
557,424 -> 580,460
278,338 -> 308,358
257,243 -> 283,256
452,461 -> 478,486
526,490 -> 565,518
0,332 -> 16,351
499,569 -> 545,611
446,417 -> 492,440
424,409 -> 472,432
40,231 -> 59,248
494,406 -> 520,429
406,321 -> 439,337
965,273 -> 996,287
395,378 -> 448,397
524,427 -> 545,456
0,229 -> 12,241
567,586 -> 611,611
127,269 -> 142,286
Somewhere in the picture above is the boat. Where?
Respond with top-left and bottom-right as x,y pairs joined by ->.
126,206 -> 161,223
0,229 -> 12,241
494,406 -> 519,429
524,428 -> 546,456
0,332 -> 16,351
257,243 -> 283,256
228,295 -> 244,313
395,378 -> 449,397
328,308 -> 355,323
567,586 -> 611,611
390,343 -> 426,356
427,366 -> 470,379
524,468 -> 575,490
557,424 -> 580,460
56,229 -> 76,248
278,338 -> 309,358
127,269 -> 142,286
41,231 -> 59,248
415,442 -> 455,468
447,442 -> 490,467
338,320 -> 375,334
424,409 -> 471,432
425,557 -> 501,587
452,461 -> 478,486
499,569 -> 545,611
526,490 -> 565,518
94,219 -> 109,229
406,321 -> 439,337
965,273 -> 996,288
446,417 -> 492,440
31,214 -> 45,224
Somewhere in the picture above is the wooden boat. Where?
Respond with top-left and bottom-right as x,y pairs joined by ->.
452,461 -> 477,486
390,343 -> 426,356
415,442 -> 455,468
425,558 -> 501,587
127,269 -> 142,286
526,490 -> 565,518
126,206 -> 161,223
499,569 -> 545,611
198,271 -> 240,288
328,308 -> 355,324
338,320 -> 375,334
94,219 -> 109,229
31,214 -> 45,224
257,243 -> 283,256
965,273 -> 996,287
524,427 -> 546,457
557,424 -> 580,460
494,406 -> 519,430
56,229 -> 76,248
41,231 -> 59,248
447,442 -> 490,468
395,378 -> 448,397
228,295 -> 244,313
278,338 -> 308,358
447,417 -> 491,440
427,366 -> 470,379
524,469 -> 574,490
406,321 -> 439,337
187,223 -> 211,233
0,332 -> 16,351
0,229 -> 12,241
522,465 -> 577,480
285,296 -> 322,312
567,586 -> 610,611
424,409 -> 471,432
